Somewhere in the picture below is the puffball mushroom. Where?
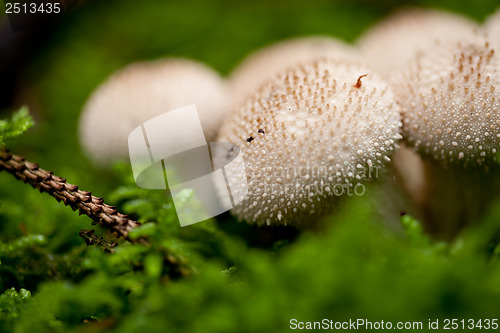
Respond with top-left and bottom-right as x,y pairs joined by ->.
357,8 -> 478,77
217,58 -> 402,226
394,35 -> 500,237
79,58 -> 229,166
229,36 -> 358,107
398,37 -> 499,165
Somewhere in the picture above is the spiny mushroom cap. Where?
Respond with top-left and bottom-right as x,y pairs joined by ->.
217,58 -> 402,226
485,8 -> 500,47
357,8 -> 478,77
396,37 -> 500,166
79,58 -> 229,166
229,36 -> 358,106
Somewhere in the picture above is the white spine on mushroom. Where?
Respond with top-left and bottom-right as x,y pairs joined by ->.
357,8 -> 478,77
218,58 -> 402,226
396,35 -> 500,166
229,36 -> 358,107
79,58 -> 229,166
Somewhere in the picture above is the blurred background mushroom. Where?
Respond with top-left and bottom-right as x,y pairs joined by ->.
79,58 -> 229,166
356,7 -> 479,78
229,36 -> 358,107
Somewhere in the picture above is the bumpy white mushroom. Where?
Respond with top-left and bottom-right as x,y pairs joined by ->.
357,8 -> 478,77
229,36 -> 357,106
79,58 -> 229,166
217,58 -> 402,226
394,35 -> 500,237
398,37 -> 499,166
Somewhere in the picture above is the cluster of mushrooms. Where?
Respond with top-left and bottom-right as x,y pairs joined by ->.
80,8 -> 500,237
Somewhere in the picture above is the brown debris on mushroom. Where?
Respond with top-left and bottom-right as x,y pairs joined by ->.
353,74 -> 368,88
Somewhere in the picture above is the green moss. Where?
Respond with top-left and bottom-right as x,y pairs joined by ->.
0,287 -> 31,331
0,107 -> 33,147
4,192 -> 500,333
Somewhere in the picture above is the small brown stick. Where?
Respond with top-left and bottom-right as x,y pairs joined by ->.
0,148 -> 143,243
0,148 -> 190,278
353,74 -> 368,89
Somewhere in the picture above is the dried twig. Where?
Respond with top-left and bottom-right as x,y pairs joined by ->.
0,148 -> 190,278
0,148 -> 143,243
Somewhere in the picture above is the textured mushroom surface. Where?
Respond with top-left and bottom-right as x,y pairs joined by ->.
485,8 -> 500,47
396,37 -> 500,166
217,58 -> 402,226
357,8 -> 478,77
79,58 -> 229,166
229,36 -> 357,106
391,145 -> 426,205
